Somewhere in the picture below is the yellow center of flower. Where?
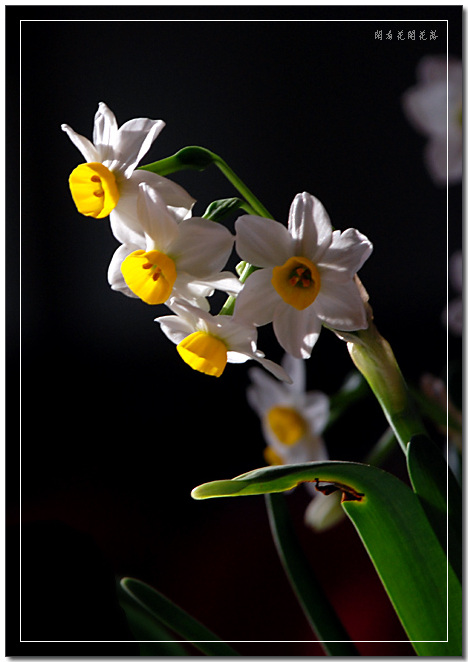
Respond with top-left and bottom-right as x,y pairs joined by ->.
263,447 -> 284,466
177,331 -> 228,377
266,406 -> 307,446
121,250 -> 177,304
271,256 -> 321,310
68,162 -> 120,219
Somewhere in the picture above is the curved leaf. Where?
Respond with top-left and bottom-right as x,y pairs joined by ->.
407,435 -> 462,582
120,577 -> 239,656
192,461 -> 461,656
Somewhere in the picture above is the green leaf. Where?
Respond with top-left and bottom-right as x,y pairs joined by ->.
119,594 -> 189,656
120,577 -> 239,656
202,197 -> 254,221
407,435 -> 462,583
327,371 -> 370,427
192,462 -> 461,656
266,493 -> 360,656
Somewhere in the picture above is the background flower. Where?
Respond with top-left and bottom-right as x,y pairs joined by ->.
402,55 -> 462,186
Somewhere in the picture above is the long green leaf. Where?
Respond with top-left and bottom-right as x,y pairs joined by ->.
266,493 -> 359,655
407,435 -> 462,582
119,598 -> 189,656
192,462 -> 461,656
120,577 -> 239,656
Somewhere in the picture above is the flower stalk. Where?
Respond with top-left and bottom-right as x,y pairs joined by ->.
139,146 -> 273,219
344,318 -> 427,454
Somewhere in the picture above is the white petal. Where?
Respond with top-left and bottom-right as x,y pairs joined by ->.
314,279 -> 367,330
92,102 -> 118,163
252,356 -> 293,383
137,183 -> 180,252
215,316 -> 256,353
155,314 -> 194,345
193,271 -> 242,296
304,492 -> 344,532
402,81 -> 447,138
170,276 -> 211,311
112,117 -> 166,177
318,228 -> 373,279
281,353 -> 306,394
235,215 -> 292,267
288,193 -> 333,261
233,268 -> 279,326
246,368 -> 288,416
171,218 -> 234,276
302,392 -> 330,435
107,243 -> 139,296
111,169 -> 188,244
61,124 -> 100,163
273,304 -> 322,359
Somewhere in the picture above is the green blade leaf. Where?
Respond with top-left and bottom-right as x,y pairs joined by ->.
119,596 -> 189,656
120,577 -> 239,656
192,462 -> 461,655
266,493 -> 360,656
407,435 -> 462,582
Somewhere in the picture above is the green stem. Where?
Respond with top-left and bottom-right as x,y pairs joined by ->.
141,146 -> 272,317
344,320 -> 427,454
139,146 -> 273,219
265,493 -> 360,656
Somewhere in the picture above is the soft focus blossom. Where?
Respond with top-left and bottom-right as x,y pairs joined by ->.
156,300 -> 291,381
234,192 -> 373,358
443,250 -> 463,336
247,353 -> 343,532
402,55 -> 462,185
247,353 -> 329,465
109,183 -> 240,310
62,102 -> 195,238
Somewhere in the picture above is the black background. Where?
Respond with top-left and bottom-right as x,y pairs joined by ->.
8,5 -> 462,657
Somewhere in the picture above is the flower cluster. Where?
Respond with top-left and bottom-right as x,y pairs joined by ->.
63,103 -> 373,383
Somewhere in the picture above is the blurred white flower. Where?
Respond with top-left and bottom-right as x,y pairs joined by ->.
109,183 -> 240,310
156,300 -> 291,381
247,353 -> 344,532
247,353 -> 329,465
234,192 -> 372,358
62,102 -> 195,237
443,250 -> 462,336
304,490 -> 344,533
402,55 -> 462,185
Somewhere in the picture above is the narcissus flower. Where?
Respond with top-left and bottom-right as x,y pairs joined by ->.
62,102 -> 195,236
234,192 -> 373,358
402,56 -> 462,185
109,183 -> 240,309
156,300 -> 291,381
247,353 -> 329,466
247,354 -> 341,531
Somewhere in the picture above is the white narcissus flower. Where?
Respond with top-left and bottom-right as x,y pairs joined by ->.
247,353 -> 343,532
247,353 -> 329,466
402,55 -> 462,186
110,183 -> 241,310
62,102 -> 195,237
234,192 -> 373,359
155,300 -> 291,381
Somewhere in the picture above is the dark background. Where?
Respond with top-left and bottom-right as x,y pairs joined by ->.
8,5 -> 462,656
